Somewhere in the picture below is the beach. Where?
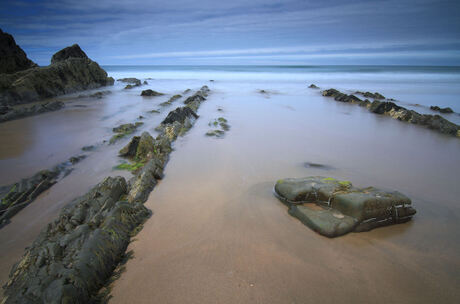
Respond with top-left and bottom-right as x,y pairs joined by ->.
1,66 -> 460,302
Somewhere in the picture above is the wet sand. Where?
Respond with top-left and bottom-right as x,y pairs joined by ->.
1,74 -> 459,302
108,85 -> 460,303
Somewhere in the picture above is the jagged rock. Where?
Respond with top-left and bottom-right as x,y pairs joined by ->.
0,51 -> 113,106
430,105 -> 454,113
322,89 -> 362,103
0,101 -> 64,123
140,89 -> 163,96
51,44 -> 88,64
183,86 -> 209,111
162,106 -> 198,125
321,88 -> 460,137
356,91 -> 385,100
2,177 -> 150,303
119,136 -> 140,158
274,176 -> 416,237
0,29 -> 37,74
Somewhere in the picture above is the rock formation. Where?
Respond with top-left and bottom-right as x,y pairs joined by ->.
0,32 -> 114,108
274,176 -> 416,237
321,88 -> 460,137
0,29 -> 37,74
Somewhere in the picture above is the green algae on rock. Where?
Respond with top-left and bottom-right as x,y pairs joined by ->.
274,176 -> 416,237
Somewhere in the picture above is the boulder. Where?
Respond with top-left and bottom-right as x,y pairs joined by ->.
0,29 -> 37,74
51,44 -> 88,64
274,176 -> 416,237
140,89 -> 163,96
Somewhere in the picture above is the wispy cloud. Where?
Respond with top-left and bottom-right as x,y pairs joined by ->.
1,0 -> 459,65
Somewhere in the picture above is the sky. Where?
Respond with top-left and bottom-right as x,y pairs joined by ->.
1,0 -> 460,66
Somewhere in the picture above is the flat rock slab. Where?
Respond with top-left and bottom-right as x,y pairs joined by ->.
274,176 -> 416,237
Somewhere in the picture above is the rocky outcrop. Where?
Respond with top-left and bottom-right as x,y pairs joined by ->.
2,86 -> 211,301
0,38 -> 113,108
0,100 -> 64,123
0,155 -> 86,227
183,85 -> 209,111
321,88 -> 460,137
1,177 -> 150,303
51,44 -> 88,64
430,105 -> 454,114
274,176 -> 416,237
0,29 -> 37,74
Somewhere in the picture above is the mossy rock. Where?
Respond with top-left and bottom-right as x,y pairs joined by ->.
274,176 -> 416,237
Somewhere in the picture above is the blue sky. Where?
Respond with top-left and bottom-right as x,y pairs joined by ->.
1,0 -> 460,65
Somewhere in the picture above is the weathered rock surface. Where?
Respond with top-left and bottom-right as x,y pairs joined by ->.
51,44 -> 88,64
162,106 -> 198,125
274,176 -> 416,237
2,86 -> 211,302
0,100 -> 64,123
183,85 -> 209,111
0,39 -> 113,107
0,155 -> 86,227
430,105 -> 454,114
0,29 -> 37,74
140,89 -> 163,96
321,88 -> 460,137
1,177 -> 150,303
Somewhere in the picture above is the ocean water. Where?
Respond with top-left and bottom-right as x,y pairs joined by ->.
1,65 -> 460,302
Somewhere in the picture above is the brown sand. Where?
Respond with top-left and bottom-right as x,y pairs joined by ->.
108,90 -> 460,303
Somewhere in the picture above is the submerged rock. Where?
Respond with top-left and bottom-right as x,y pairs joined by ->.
206,117 -> 230,138
117,78 -> 141,86
0,29 -> 37,74
2,177 -> 150,303
0,100 -> 65,123
140,89 -> 164,96
0,154 -> 87,226
430,105 -> 454,113
274,176 -> 416,237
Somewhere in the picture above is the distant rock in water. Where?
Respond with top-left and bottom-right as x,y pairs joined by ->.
0,29 -> 37,74
0,34 -> 113,108
355,91 -> 385,100
430,105 -> 454,114
308,84 -> 319,89
118,78 -> 141,86
50,44 -> 88,64
141,89 -> 163,96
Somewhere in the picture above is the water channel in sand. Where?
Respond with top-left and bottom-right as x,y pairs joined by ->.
1,66 -> 460,302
